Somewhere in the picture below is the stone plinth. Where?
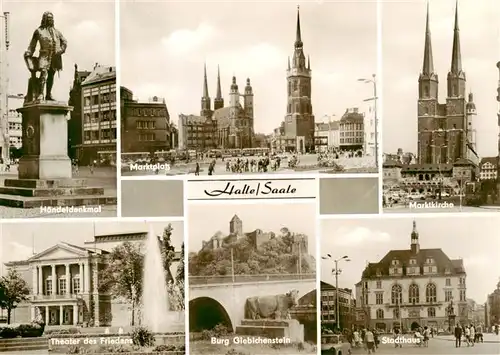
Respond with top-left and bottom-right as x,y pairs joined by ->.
17,101 -> 73,180
235,319 -> 304,343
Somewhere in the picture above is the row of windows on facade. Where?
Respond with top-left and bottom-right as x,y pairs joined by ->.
43,277 -> 82,295
321,295 -> 352,304
9,137 -> 21,144
83,92 -> 115,107
366,277 -> 466,290
287,81 -> 310,95
8,122 -> 21,130
138,133 -> 155,141
127,107 -> 168,117
341,131 -> 363,137
83,129 -> 116,141
370,284 -> 467,305
136,120 -> 156,130
340,123 -> 363,131
340,138 -> 363,144
375,307 -> 438,320
83,111 -> 116,124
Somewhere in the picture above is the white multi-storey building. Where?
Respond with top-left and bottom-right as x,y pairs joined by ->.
3,231 -> 181,327
355,221 -> 468,331
0,7 -> 10,161
7,94 -> 23,149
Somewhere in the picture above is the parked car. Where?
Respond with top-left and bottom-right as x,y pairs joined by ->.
321,334 -> 351,355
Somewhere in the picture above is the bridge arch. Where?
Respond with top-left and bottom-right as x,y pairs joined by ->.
189,297 -> 233,332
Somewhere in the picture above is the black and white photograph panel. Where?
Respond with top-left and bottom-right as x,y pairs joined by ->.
188,202 -> 317,354
120,0 -> 378,177
320,216 -> 500,354
0,220 -> 186,354
382,0 -> 500,213
0,0 -> 117,218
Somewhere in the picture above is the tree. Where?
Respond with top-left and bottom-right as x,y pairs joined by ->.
175,242 -> 184,284
0,269 -> 30,324
188,228 -> 314,276
99,242 -> 143,326
161,224 -> 175,284
174,243 -> 185,310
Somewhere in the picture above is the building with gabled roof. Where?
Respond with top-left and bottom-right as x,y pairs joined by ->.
355,221 -> 468,332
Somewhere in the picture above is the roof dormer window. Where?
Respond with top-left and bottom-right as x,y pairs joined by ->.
409,259 -> 417,265
391,259 -> 400,266
425,258 -> 434,264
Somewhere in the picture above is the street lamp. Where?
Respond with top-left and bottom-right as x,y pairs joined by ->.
322,254 -> 350,332
358,74 -> 378,168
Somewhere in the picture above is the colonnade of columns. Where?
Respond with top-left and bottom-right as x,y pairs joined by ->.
31,261 -> 90,295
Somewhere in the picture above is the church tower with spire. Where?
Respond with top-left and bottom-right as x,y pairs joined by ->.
417,1 -> 439,164
214,65 -> 224,110
417,1 -> 477,166
201,63 -> 213,118
284,6 -> 314,153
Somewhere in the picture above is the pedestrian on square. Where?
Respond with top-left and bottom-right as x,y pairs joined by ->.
454,324 -> 462,347
423,326 -> 430,347
469,325 -> 475,347
364,328 -> 375,354
464,325 -> 471,346
393,327 -> 402,348
195,162 -> 200,176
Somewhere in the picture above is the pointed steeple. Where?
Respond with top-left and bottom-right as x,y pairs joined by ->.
216,65 -> 222,99
295,5 -> 303,48
202,62 -> 209,98
450,0 -> 462,74
422,1 -> 434,75
214,65 -> 224,110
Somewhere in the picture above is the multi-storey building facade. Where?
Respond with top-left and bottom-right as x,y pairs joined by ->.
77,64 -> 117,165
178,66 -> 254,150
3,231 -> 181,327
479,157 -> 497,181
0,8 -> 9,162
7,94 -> 23,151
68,65 -> 91,160
487,280 -> 500,327
417,4 -> 478,167
320,282 -> 355,331
121,88 -> 171,153
356,221 -> 468,332
314,121 -> 340,153
339,108 -> 364,152
283,7 -> 315,153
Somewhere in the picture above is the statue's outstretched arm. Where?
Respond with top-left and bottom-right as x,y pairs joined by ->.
25,30 -> 39,57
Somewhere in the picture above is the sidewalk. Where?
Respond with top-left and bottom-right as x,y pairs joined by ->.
434,333 -> 500,344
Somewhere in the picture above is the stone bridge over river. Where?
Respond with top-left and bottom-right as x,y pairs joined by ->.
188,273 -> 316,332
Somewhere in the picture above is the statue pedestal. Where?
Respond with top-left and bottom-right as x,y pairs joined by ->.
0,101 -> 115,209
17,101 -> 72,179
236,319 -> 304,343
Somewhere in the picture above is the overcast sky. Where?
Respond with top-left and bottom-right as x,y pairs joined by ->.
120,0 -> 377,134
1,0 -> 114,106
188,201 -> 315,254
320,216 -> 500,304
0,221 -> 184,271
382,0 -> 500,157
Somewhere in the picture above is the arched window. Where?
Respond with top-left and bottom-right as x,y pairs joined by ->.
426,283 -> 437,303
409,284 -> 420,304
427,307 -> 436,318
376,309 -> 384,319
391,284 -> 402,305
424,85 -> 429,97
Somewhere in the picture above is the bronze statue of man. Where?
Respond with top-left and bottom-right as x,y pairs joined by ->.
24,11 -> 67,101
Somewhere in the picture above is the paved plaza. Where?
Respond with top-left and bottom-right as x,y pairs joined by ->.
0,166 -> 117,218
122,154 -> 377,176
384,204 -> 500,213
351,334 -> 500,354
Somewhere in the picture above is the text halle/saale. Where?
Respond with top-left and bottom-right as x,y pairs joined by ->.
204,181 -> 297,197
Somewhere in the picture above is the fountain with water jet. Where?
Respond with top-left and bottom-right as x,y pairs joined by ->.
141,225 -> 184,347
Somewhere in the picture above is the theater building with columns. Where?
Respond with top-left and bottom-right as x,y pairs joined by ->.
3,231 -> 181,327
